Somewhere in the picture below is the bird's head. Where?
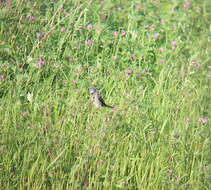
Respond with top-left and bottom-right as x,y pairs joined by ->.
89,88 -> 97,95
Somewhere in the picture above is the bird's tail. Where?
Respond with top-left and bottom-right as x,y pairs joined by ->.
105,104 -> 114,109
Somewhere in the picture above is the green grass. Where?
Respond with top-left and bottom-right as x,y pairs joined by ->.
0,0 -> 211,189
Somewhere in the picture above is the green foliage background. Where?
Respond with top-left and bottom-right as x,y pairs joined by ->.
0,0 -> 210,189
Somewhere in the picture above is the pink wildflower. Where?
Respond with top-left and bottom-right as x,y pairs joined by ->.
125,69 -> 133,75
131,55 -> 136,61
171,41 -> 177,46
85,40 -> 93,46
86,24 -> 93,30
36,33 -> 44,39
191,60 -> 200,68
150,24 -> 155,32
46,31 -> 52,35
143,24 -> 148,28
184,119 -> 191,124
113,31 -> 118,37
75,68 -> 82,73
153,33 -> 160,39
68,58 -> 76,62
183,2 -> 192,8
6,0 -> 11,9
37,57 -> 46,68
0,75 -> 5,81
198,118 -> 209,124
160,59 -> 166,63
28,16 -> 36,22
60,28 -> 65,33
121,30 -> 126,36
159,48 -> 164,53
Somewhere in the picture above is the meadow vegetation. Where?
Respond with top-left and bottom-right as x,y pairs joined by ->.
0,0 -> 210,189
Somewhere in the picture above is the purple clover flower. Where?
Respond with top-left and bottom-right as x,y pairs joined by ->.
36,33 -> 44,39
37,57 -> 46,68
113,31 -> 118,37
121,30 -> 126,36
60,28 -> 65,33
85,40 -> 93,46
86,24 -> 93,30
28,16 -> 36,22
198,118 -> 209,124
171,41 -> 177,46
153,33 -> 160,39
125,69 -> 133,75
68,58 -> 76,62
183,2 -> 192,8
0,75 -> 5,81
160,59 -> 166,63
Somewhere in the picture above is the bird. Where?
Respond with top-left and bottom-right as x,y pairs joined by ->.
89,88 -> 114,109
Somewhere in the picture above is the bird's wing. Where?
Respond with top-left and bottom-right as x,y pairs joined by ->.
98,95 -> 107,106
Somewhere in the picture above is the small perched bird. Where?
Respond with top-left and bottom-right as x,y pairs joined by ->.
89,88 -> 114,109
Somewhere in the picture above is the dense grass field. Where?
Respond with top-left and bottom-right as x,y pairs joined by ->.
0,0 -> 211,189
